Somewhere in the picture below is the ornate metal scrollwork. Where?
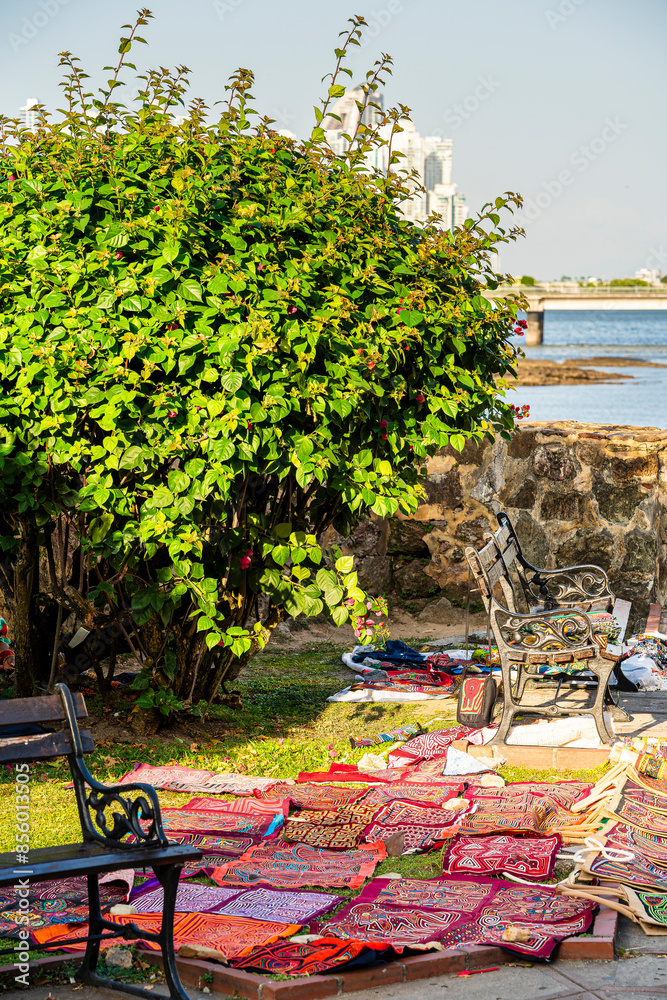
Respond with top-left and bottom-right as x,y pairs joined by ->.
56,683 -> 168,848
495,608 -> 594,652
527,566 -> 610,607
86,785 -> 158,844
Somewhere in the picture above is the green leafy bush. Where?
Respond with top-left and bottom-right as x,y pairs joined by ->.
0,12 -> 523,714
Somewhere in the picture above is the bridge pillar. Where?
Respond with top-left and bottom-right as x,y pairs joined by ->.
525,310 -> 544,346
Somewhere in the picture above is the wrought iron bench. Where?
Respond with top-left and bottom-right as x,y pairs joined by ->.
0,683 -> 200,999
465,512 -> 628,745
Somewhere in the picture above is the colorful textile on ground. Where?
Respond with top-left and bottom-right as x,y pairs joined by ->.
387,727 -> 480,768
281,820 -> 367,849
291,799 -> 382,827
1,906 -> 91,930
211,840 -> 386,890
460,790 -> 543,835
216,886 -> 341,923
586,825 -> 667,891
257,783 -> 369,811
129,883 -> 246,913
442,833 -> 561,879
32,912 -> 301,960
357,876 -> 493,914
321,876 -> 595,960
230,936 -> 367,976
363,783 -> 464,808
364,800 -> 470,851
320,899 -> 465,947
0,871 -> 134,910
186,796 -> 291,819
296,762 -> 401,784
350,723 -> 422,749
158,808 -> 281,837
118,763 -> 279,796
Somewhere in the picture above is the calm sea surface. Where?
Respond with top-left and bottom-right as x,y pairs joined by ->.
510,310 -> 667,428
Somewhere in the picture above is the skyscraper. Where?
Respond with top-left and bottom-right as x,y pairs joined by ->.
323,87 -> 467,230
19,98 -> 40,129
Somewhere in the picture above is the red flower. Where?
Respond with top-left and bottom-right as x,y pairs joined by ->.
247,420 -> 253,428
167,410 -> 176,418
380,419 -> 388,428
382,433 -> 388,440
287,306 -> 297,315
415,394 -> 425,403
153,206 -> 159,212
8,175 -> 15,182
114,251 -> 123,260
367,361 -> 375,369
246,548 -> 253,557
240,556 -> 251,569
357,348 -> 364,355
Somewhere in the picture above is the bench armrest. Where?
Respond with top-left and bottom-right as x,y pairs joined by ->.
492,606 -> 595,653
526,564 -> 612,608
57,683 -> 168,849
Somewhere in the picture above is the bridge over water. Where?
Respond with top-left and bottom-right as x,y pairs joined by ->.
489,285 -> 667,345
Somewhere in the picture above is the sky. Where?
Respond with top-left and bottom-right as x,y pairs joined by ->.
1,0 -> 665,281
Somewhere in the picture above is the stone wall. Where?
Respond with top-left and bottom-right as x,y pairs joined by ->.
325,422 -> 667,627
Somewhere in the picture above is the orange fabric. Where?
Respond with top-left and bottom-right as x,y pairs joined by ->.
31,912 -> 300,959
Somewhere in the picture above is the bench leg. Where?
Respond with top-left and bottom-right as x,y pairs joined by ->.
78,872 -> 103,984
153,863 -> 191,1000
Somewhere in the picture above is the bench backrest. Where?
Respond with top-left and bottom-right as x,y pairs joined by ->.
0,691 -> 92,763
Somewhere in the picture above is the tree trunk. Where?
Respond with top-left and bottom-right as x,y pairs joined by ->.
13,520 -> 39,697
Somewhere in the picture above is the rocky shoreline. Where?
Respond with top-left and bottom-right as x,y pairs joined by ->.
510,356 -> 667,386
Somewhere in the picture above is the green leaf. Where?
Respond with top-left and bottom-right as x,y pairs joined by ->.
221,371 -> 242,393
331,605 -> 349,627
179,279 -> 203,302
152,486 -> 174,507
328,85 -> 346,98
335,555 -> 354,574
450,433 -> 466,452
271,544 -> 290,567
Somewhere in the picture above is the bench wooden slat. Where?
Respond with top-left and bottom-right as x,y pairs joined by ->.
501,538 -> 519,569
0,842 -> 201,887
487,558 -> 506,587
0,692 -> 87,727
494,523 -> 511,549
0,729 -> 94,762
477,539 -> 498,570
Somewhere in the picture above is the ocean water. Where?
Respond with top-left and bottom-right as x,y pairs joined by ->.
509,310 -> 667,428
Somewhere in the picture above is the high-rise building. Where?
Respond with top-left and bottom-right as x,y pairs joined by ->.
635,268 -> 662,285
323,87 -> 467,230
19,98 -> 40,129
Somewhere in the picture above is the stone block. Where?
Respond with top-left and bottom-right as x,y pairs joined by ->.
417,596 -> 453,622
422,472 -> 463,510
557,527 -> 615,572
533,445 -> 578,481
514,511 -> 548,567
386,519 -> 430,556
540,490 -> 590,522
594,477 -> 646,523
621,531 -> 657,574
356,555 -> 392,596
393,558 -> 439,598
501,477 -> 537,509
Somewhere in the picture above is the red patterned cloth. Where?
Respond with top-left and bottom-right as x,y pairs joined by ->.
211,840 -> 386,890
257,783 -> 369,811
442,833 -> 561,880
387,727 -> 483,767
363,799 -> 471,851
319,875 -> 596,960
231,936 -> 367,975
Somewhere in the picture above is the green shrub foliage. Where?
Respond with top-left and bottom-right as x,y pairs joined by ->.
0,12 -> 524,712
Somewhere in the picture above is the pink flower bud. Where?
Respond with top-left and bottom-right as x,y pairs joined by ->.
415,394 -> 425,402
168,410 -> 176,418
240,556 -> 251,569
380,419 -> 388,428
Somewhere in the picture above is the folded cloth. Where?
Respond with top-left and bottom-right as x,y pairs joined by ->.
211,840 -> 387,890
442,833 -> 561,880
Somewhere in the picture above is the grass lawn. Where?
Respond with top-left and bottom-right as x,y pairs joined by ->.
0,642 -> 608,987
0,641 -> 607,852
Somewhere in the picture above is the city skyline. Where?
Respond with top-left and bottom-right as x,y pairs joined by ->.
1,0 -> 663,280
